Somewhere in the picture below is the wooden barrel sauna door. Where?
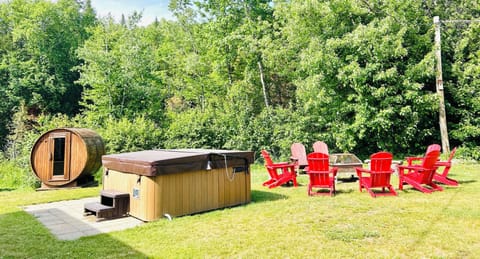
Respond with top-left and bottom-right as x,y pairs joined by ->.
50,131 -> 71,181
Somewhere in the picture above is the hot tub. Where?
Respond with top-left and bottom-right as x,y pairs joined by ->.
101,149 -> 254,221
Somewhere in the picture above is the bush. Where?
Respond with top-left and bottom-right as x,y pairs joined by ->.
98,116 -> 164,154
0,159 -> 39,189
456,145 -> 480,161
163,109 -> 217,149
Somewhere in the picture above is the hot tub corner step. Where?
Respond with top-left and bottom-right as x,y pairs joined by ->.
84,202 -> 114,220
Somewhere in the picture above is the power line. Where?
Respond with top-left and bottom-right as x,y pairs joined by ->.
442,19 -> 480,23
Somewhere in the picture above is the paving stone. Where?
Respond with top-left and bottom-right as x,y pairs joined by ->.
80,228 -> 102,236
23,197 -> 143,240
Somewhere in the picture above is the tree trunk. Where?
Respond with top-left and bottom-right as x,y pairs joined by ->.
258,60 -> 269,109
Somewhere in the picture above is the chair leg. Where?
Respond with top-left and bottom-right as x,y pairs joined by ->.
292,175 -> 298,187
330,186 -> 335,197
332,180 -> 336,196
444,177 -> 459,186
434,175 -> 459,186
263,179 -> 275,186
388,185 -> 398,196
398,175 -> 404,190
428,182 -> 443,192
267,181 -> 280,189
405,180 -> 433,193
366,188 -> 376,198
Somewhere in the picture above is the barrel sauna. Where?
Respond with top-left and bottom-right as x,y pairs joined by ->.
30,128 -> 105,189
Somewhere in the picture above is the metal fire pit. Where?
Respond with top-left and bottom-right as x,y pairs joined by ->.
329,153 -> 363,180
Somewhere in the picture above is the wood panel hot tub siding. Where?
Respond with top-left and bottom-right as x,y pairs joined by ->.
103,166 -> 251,221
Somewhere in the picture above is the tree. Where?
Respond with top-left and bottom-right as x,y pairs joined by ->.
277,0 -> 439,155
76,14 -> 165,124
4,0 -> 96,115
0,0 -> 96,149
451,22 -> 480,159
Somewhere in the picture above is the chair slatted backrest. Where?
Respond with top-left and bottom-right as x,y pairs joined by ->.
261,150 -> 274,166
290,143 -> 308,167
307,152 -> 331,184
369,151 -> 393,187
433,147 -> 458,185
260,150 -> 280,180
439,147 -> 457,177
420,150 -> 441,183
407,144 -> 441,166
426,144 -> 441,154
313,141 -> 329,154
447,147 -> 457,163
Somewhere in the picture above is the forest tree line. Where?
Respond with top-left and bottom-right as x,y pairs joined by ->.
1,0 -> 480,186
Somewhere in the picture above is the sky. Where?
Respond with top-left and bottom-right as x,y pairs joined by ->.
89,0 -> 174,26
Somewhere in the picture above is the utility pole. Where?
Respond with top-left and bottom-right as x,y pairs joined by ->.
433,16 -> 450,155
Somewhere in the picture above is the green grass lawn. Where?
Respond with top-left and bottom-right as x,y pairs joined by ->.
1,162 -> 479,258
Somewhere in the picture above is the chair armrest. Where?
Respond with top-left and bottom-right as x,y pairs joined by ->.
405,156 -> 423,165
355,167 -> 370,173
331,167 -> 338,176
290,157 -> 299,166
397,165 -> 425,175
267,164 -> 295,173
268,162 -> 290,167
398,165 -> 423,170
355,167 -> 370,178
434,161 -> 451,167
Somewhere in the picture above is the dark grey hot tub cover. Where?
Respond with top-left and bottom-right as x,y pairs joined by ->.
102,149 -> 254,176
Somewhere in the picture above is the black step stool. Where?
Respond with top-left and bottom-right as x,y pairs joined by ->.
84,190 -> 129,221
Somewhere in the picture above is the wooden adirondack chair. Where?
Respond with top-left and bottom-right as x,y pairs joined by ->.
306,152 -> 338,196
405,144 -> 441,166
355,152 -> 397,197
433,147 -> 458,186
313,141 -> 329,154
261,150 -> 297,189
398,150 -> 443,193
290,143 -> 308,172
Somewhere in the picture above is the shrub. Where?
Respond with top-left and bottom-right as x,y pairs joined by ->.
98,116 -> 164,154
0,159 -> 39,189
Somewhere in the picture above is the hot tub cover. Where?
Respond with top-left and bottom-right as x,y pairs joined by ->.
102,149 -> 254,176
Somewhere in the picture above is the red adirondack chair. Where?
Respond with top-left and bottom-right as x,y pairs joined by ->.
433,147 -> 458,186
306,152 -> 338,196
356,152 -> 397,197
398,150 -> 443,193
290,143 -> 308,172
313,141 -> 329,154
261,150 -> 297,188
405,144 -> 441,166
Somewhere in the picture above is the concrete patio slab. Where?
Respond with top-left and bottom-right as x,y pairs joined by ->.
23,197 -> 144,240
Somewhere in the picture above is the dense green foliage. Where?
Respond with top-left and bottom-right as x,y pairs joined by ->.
1,0 -> 480,188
